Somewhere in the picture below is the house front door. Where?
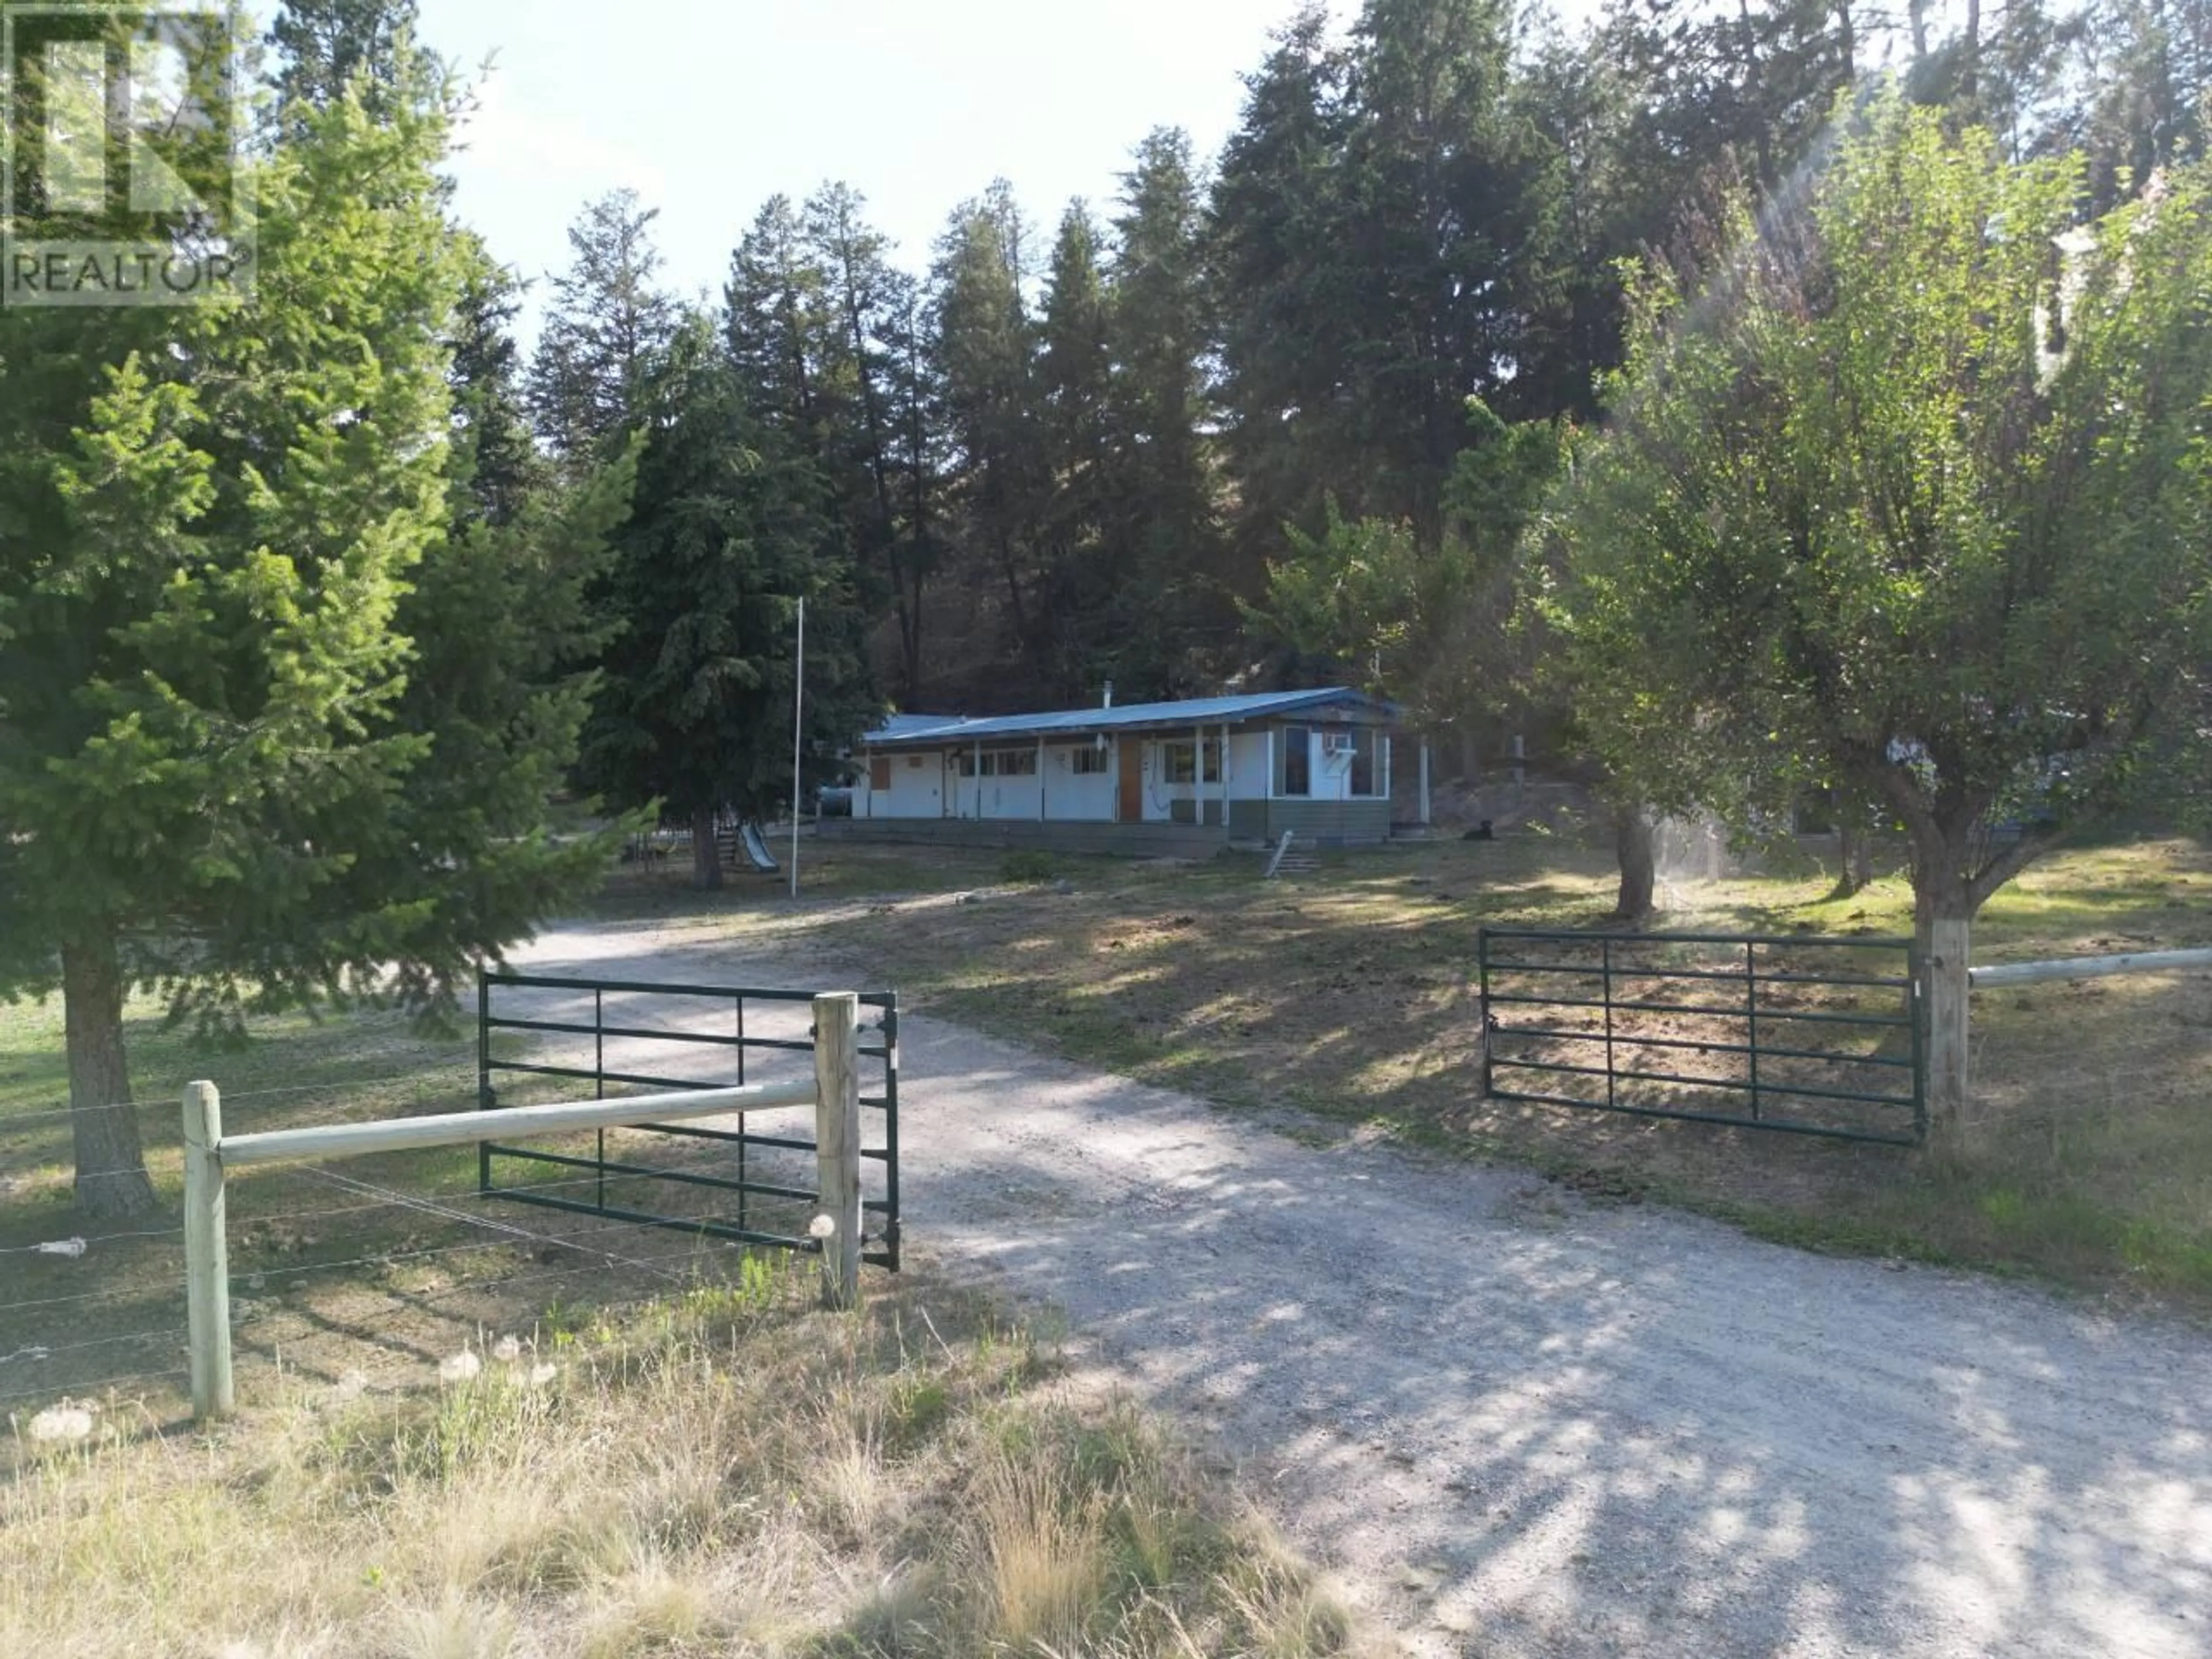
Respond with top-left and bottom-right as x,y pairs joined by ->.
1118,739 -> 1142,824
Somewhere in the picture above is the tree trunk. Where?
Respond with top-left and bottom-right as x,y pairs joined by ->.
1831,821 -> 1874,899
62,928 -> 157,1219
1913,873 -> 1972,1150
1613,804 -> 1656,921
1960,0 -> 1981,105
691,804 -> 724,892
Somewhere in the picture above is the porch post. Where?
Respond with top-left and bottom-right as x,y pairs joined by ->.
972,738 -> 982,820
1220,722 -> 1231,842
1038,736 -> 1047,823
1192,724 -> 1202,830
1266,726 -> 1277,842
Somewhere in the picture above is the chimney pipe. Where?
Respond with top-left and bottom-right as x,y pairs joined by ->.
1103,680 -> 1114,709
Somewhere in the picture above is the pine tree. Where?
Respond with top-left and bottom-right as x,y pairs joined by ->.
579,317 -> 873,889
529,191 -> 680,465
726,194 -> 832,440
266,0 -> 421,123
1036,201 -> 1117,698
930,183 -> 1049,680
1210,0 -> 1560,565
1103,129 -> 1232,693
446,243 -> 547,528
877,272 -> 948,703
802,184 -> 924,702
1209,7 -> 1360,566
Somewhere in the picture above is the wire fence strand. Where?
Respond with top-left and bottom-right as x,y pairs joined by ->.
0,1366 -> 192,1408
0,1148 -> 785,1320
0,1055 -> 483,1131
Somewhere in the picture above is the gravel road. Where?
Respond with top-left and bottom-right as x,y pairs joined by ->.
514,915 -> 2212,1658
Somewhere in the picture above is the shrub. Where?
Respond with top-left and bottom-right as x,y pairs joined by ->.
1001,851 -> 1058,884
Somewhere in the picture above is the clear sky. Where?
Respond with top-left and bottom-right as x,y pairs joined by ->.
411,0 -> 1325,331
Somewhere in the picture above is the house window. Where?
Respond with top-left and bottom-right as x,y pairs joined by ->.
955,751 -> 976,777
1279,727 -> 1310,797
1071,747 -> 1109,775
981,748 -> 1037,777
1163,741 -> 1221,785
1349,728 -> 1380,797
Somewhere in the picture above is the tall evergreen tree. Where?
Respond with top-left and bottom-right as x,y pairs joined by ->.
579,317 -> 873,889
446,245 -> 547,528
529,191 -> 680,464
1210,0 -> 1561,571
266,0 -> 420,124
726,195 -> 832,441
1103,129 -> 1233,692
878,272 -> 949,703
930,183 -> 1049,681
0,53 -> 618,1217
1209,8 -> 1361,565
802,185 -> 929,702
1035,201 -> 1117,697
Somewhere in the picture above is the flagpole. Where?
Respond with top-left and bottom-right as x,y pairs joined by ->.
789,597 -> 805,899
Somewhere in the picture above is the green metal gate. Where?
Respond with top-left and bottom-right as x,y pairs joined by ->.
475,972 -> 900,1268
1478,927 -> 1925,1146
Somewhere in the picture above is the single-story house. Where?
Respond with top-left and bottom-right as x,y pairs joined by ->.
835,688 -> 1403,855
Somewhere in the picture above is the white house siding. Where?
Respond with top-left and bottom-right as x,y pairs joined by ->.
1227,732 -> 1271,800
859,716 -> 1389,831
864,752 -> 944,820
979,766 -> 1043,820
1043,744 -> 1115,822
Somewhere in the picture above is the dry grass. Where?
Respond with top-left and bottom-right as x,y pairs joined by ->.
0,1267 -> 1378,1658
632,830 -> 2212,1309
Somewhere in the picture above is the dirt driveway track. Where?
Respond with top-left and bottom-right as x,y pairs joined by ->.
517,919 -> 2212,1657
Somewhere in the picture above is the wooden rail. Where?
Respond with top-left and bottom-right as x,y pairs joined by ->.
183,992 -> 865,1421
1969,947 -> 2212,990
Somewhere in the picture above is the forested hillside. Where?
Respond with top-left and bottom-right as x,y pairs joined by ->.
513,0 -> 2207,751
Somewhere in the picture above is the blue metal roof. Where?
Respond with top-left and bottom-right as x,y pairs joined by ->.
873,713 -> 965,739
862,688 -> 1392,748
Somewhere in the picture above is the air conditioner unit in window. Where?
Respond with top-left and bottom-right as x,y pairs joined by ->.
1320,731 -> 1357,756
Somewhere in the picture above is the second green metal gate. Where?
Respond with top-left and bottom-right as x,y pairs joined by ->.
1478,927 -> 1925,1146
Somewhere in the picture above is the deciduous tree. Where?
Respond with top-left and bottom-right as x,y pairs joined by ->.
1554,97 -> 2212,1141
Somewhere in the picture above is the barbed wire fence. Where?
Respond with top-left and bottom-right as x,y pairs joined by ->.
2,977 -> 874,1431
0,1085 -> 813,1425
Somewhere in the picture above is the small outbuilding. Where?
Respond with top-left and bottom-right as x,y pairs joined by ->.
836,688 -> 1401,855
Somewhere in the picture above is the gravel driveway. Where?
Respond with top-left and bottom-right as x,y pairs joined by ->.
514,916 -> 2212,1658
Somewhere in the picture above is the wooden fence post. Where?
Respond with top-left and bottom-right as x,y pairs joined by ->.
812,993 -> 862,1311
182,1081 -> 233,1421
